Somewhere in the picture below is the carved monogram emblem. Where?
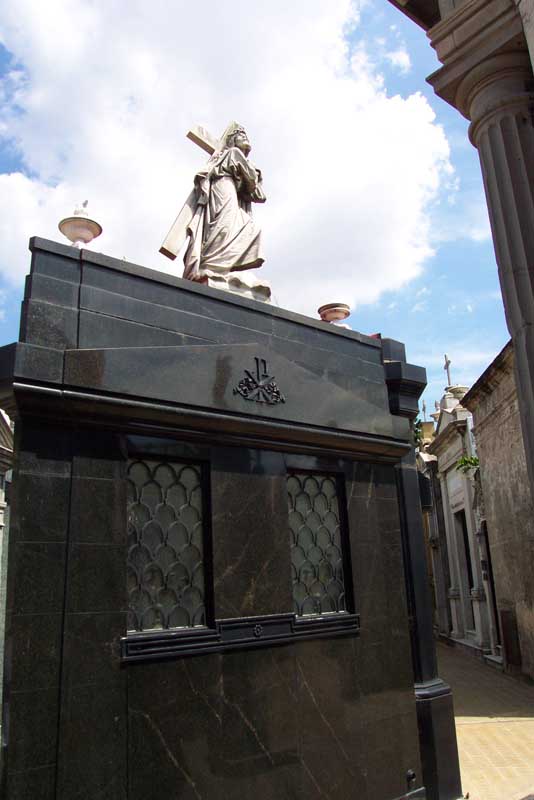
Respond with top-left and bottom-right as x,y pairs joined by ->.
233,357 -> 285,405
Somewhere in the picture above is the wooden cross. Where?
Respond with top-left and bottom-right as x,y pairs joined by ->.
159,122 -> 239,260
444,353 -> 452,386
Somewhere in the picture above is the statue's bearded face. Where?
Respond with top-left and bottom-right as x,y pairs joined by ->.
232,129 -> 251,156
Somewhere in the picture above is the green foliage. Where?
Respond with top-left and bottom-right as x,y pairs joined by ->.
455,455 -> 479,473
413,416 -> 423,446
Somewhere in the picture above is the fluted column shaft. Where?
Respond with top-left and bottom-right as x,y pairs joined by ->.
456,51 -> 534,486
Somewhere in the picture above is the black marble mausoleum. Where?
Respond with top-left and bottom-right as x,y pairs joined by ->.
0,238 -> 461,799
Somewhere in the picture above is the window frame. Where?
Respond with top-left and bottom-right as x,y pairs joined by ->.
287,466 -> 355,621
121,437 -> 359,663
126,454 -> 215,635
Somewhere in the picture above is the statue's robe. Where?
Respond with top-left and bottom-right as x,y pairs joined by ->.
183,146 -> 266,282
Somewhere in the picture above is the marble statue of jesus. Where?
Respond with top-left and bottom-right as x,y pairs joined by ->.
161,122 -> 270,302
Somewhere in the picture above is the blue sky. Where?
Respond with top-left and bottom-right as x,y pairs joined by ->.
347,3 -> 508,410
0,0 -> 509,415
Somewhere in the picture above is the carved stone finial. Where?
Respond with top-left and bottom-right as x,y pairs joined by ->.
58,201 -> 102,248
318,303 -> 351,325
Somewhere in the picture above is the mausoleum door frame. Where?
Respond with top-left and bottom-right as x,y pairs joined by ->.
462,482 -> 491,650
438,470 -> 463,638
459,468 -> 483,588
452,507 -> 476,636
425,490 -> 450,635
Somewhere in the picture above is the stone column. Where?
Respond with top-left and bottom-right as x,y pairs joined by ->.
428,1 -> 534,491
515,0 -> 534,68
461,53 -> 534,489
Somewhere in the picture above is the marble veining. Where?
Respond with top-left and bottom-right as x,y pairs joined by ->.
297,661 -> 353,770
301,757 -> 333,799
132,710 -> 203,800
182,660 -> 222,724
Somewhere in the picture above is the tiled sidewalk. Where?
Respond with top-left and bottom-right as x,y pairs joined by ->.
437,642 -> 534,800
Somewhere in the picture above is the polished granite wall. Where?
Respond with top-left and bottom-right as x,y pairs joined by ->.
5,433 -> 423,800
0,238 -> 435,799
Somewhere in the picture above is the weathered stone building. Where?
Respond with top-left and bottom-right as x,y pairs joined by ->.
417,342 -> 534,681
419,388 -> 498,658
463,341 -> 534,680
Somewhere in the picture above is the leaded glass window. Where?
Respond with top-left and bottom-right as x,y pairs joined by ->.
287,472 -> 347,616
127,459 -> 206,632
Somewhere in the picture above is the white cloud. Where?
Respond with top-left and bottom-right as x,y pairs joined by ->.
411,301 -> 426,313
0,0 -> 452,317
431,191 -> 492,244
385,47 -> 411,74
447,301 -> 475,315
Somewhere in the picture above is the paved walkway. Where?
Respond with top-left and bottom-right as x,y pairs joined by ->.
437,642 -> 534,800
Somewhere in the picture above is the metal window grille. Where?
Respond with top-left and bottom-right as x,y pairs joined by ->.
287,472 -> 347,616
127,459 -> 206,632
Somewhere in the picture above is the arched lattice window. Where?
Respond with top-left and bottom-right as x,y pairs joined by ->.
127,459 -> 206,632
287,472 -> 348,616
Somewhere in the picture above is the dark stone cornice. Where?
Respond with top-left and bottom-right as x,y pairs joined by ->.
386,0 -> 441,31
384,359 -> 427,420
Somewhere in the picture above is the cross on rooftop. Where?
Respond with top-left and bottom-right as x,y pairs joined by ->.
444,353 -> 452,386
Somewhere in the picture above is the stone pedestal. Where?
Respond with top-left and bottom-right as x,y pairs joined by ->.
0,238 -> 445,800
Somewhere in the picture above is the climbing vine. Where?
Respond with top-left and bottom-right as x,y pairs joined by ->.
455,455 -> 479,473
